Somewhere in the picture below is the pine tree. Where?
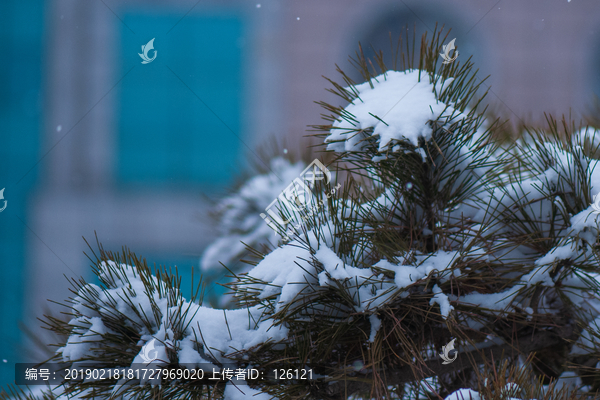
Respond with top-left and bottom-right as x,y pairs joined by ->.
4,26 -> 600,400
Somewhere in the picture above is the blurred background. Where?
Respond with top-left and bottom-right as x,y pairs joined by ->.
1,0 -> 600,389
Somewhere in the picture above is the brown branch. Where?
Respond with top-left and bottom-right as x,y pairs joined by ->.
324,324 -> 577,398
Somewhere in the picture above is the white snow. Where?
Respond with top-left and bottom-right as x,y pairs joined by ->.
369,314 -> 381,342
444,388 -> 481,400
553,370 -> 583,392
520,241 -> 582,288
59,316 -> 108,361
571,316 -> 600,355
443,384 -> 524,400
325,70 -> 460,154
224,382 -> 273,400
189,306 -> 288,359
54,63 -> 600,400
430,284 -> 454,318
317,246 -> 370,284
244,241 -> 314,305
459,286 -> 521,312
58,261 -> 288,370
375,251 -> 459,288
201,157 -> 306,272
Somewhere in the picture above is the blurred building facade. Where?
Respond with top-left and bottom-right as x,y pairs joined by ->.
2,0 -> 600,388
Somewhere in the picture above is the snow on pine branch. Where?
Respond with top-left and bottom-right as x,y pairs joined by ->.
38,55 -> 600,398
239,231 -> 462,319
59,241 -> 467,372
58,261 -> 288,370
201,157 -> 306,273
324,70 -> 476,157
